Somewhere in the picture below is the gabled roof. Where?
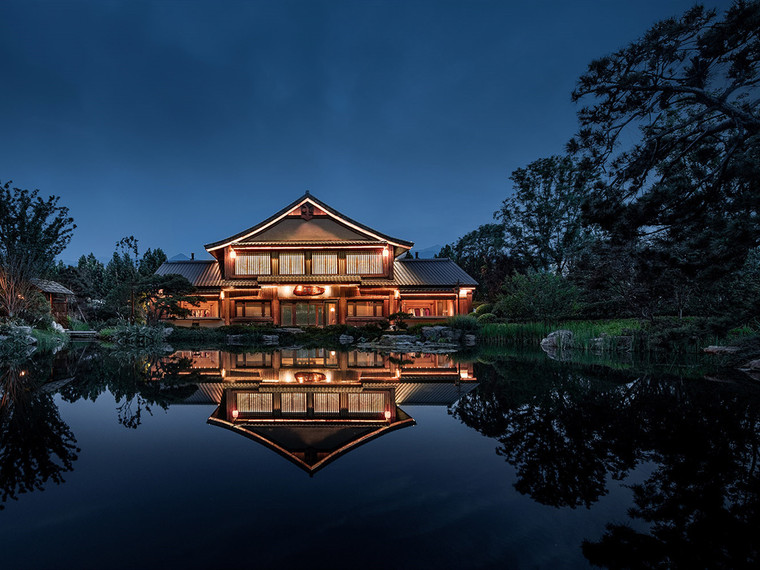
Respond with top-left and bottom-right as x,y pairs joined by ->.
204,193 -> 413,252
31,278 -> 75,296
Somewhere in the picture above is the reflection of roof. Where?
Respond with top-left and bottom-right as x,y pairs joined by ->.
394,381 -> 477,405
155,258 -> 477,289
208,408 -> 415,475
31,278 -> 75,295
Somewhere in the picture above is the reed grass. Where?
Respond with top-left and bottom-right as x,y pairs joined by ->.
480,319 -> 642,349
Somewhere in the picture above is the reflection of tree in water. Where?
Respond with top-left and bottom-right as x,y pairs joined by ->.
60,348 -> 200,429
0,360 -> 79,510
453,357 -> 760,567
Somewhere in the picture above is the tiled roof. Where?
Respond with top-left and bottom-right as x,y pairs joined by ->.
31,278 -> 75,295
155,260 -> 223,287
155,257 -> 477,289
363,258 -> 477,288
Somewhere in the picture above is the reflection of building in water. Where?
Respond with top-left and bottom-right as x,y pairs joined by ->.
174,350 -> 476,474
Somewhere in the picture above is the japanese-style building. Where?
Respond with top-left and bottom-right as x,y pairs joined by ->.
155,192 -> 477,327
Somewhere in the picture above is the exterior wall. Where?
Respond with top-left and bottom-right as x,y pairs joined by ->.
172,284 -> 473,328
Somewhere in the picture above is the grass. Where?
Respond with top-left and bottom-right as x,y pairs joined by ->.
480,319 -> 643,349
31,328 -> 69,352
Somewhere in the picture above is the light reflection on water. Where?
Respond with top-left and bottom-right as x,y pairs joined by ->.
0,345 -> 758,568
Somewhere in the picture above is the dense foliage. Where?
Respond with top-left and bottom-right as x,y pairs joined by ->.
0,181 -> 75,321
440,1 -> 760,341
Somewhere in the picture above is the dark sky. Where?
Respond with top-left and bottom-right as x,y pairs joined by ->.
0,0 -> 731,262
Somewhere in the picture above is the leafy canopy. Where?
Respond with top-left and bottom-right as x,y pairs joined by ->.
570,1 -> 760,275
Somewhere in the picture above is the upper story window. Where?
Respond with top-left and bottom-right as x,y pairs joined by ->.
346,251 -> 383,275
279,252 -> 305,275
312,252 -> 338,275
235,252 -> 271,275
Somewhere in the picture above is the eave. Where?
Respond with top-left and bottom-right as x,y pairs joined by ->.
203,193 -> 413,255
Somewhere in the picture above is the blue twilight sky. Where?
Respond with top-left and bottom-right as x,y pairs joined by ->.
0,0 -> 732,262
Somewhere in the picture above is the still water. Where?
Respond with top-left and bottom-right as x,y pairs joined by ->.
0,345 -> 758,568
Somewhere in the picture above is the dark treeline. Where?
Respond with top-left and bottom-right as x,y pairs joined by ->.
49,236 -> 200,327
439,2 -> 760,339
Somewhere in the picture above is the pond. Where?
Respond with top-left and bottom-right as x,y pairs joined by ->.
0,345 -> 758,568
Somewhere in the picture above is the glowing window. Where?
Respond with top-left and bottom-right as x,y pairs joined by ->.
346,252 -> 383,275
311,252 -> 338,275
279,252 -> 305,275
235,253 -> 270,275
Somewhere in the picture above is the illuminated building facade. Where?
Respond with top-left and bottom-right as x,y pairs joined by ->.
156,192 -> 477,327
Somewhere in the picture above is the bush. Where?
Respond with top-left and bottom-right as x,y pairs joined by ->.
494,271 -> 582,323
475,303 -> 493,315
477,312 -> 498,324
446,315 -> 480,331
105,324 -> 171,347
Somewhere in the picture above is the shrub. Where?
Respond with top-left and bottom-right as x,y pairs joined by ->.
446,315 -> 480,331
106,324 -> 171,347
494,271 -> 582,324
477,312 -> 498,324
475,303 -> 493,315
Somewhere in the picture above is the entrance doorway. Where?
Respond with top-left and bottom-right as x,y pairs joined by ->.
281,301 -> 338,326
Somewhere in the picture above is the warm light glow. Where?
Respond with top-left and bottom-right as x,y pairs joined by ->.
460,370 -> 469,379
229,249 -> 237,259
382,247 -> 389,257
395,369 -> 401,378
459,289 -> 468,298
221,368 -> 226,378
19,370 -> 26,377
394,290 -> 400,299
232,409 -> 239,419
220,290 -> 225,299
384,410 -> 391,420
329,307 -> 335,312
330,351 -> 336,356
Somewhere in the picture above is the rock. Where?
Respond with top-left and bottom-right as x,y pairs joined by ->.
421,326 -> 446,341
338,334 -> 355,345
540,330 -> 575,351
280,327 -> 305,334
463,334 -> 477,346
743,359 -> 760,371
262,335 -> 279,346
704,345 -> 740,354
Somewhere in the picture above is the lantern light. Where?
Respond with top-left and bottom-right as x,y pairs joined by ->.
384,410 -> 391,420
230,249 -> 237,259
382,247 -> 389,257
220,290 -> 225,300
232,409 -> 239,419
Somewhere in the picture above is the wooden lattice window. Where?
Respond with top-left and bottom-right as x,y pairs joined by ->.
346,252 -> 383,275
279,253 -> 305,275
311,252 -> 338,275
235,253 -> 271,275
